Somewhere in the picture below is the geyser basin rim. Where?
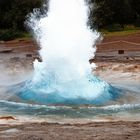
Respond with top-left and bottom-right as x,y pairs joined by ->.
1,100 -> 140,118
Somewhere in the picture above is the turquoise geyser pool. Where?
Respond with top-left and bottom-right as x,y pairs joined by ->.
0,81 -> 140,122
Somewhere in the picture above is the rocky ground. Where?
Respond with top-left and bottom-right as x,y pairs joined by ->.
0,121 -> 140,140
94,61 -> 140,86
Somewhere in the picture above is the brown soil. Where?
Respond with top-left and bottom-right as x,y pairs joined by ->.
0,121 -> 140,140
0,116 -> 16,120
103,32 -> 140,44
96,33 -> 140,52
0,39 -> 38,53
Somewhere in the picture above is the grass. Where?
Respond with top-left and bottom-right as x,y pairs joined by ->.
101,29 -> 140,37
15,32 -> 33,40
100,25 -> 140,37
0,29 -> 33,41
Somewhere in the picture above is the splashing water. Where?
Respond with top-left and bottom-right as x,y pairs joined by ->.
20,0 -> 119,105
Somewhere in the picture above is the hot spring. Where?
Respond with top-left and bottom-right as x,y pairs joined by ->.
0,0 -> 140,121
19,0 -> 119,105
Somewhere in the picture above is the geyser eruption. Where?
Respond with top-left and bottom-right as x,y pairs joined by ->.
21,0 -> 118,105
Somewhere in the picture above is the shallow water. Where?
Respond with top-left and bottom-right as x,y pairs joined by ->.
0,82 -> 140,122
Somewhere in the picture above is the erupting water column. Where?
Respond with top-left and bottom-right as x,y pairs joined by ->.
21,0 -> 116,105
